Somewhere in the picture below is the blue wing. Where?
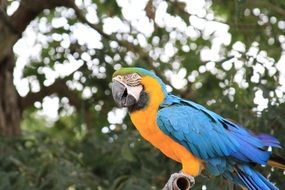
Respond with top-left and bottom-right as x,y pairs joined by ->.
157,94 -> 280,189
157,94 -> 280,171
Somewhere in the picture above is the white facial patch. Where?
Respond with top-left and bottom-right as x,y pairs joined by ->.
113,74 -> 143,101
126,85 -> 143,101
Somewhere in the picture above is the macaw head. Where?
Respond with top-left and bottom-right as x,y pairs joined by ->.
111,67 -> 167,112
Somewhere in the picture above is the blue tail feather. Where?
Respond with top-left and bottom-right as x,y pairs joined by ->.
257,134 -> 281,148
231,165 -> 279,190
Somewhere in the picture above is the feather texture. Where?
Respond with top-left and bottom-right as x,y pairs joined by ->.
113,67 -> 282,190
157,94 -> 280,190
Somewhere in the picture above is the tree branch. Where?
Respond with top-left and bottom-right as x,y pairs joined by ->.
21,63 -> 108,130
69,1 -> 176,91
245,0 -> 285,18
21,78 -> 81,109
0,0 -> 73,62
11,0 -> 73,33
163,172 -> 195,190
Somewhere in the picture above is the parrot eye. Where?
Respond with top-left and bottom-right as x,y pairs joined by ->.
125,73 -> 141,87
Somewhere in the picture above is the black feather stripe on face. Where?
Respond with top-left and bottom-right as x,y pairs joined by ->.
128,91 -> 149,113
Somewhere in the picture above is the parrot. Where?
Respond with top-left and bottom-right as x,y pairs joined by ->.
111,67 -> 285,190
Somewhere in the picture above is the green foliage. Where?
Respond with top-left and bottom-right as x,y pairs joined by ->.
3,0 -> 285,189
0,118 -> 179,189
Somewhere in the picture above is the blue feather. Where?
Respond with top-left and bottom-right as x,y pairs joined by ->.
236,165 -> 278,190
157,93 -> 280,189
257,134 -> 281,147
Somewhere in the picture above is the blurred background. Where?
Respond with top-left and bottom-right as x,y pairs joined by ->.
0,0 -> 285,189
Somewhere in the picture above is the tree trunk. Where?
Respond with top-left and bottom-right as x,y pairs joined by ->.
0,0 -> 74,137
0,51 -> 21,137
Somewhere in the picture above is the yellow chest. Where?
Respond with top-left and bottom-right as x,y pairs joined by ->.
129,76 -> 181,161
129,76 -> 203,176
130,100 -> 204,176
130,107 -> 181,162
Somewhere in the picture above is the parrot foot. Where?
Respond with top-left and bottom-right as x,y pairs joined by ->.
162,172 -> 195,190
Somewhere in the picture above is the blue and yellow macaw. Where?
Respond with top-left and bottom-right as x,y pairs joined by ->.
111,67 -> 285,190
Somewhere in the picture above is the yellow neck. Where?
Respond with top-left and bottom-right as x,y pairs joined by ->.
129,76 -> 204,175
129,76 -> 165,136
142,76 -> 165,110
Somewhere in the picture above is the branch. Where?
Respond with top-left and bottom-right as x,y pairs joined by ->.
171,0 -> 228,25
69,1 -> 176,91
245,0 -> 285,18
21,76 -> 97,130
0,0 -> 73,62
21,63 -> 108,130
21,78 -> 81,109
10,0 -> 73,33
163,172 -> 195,190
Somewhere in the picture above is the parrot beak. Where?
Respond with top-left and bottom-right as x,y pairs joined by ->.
111,80 -> 137,107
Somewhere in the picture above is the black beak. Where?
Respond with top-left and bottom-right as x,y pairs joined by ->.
112,80 -> 136,107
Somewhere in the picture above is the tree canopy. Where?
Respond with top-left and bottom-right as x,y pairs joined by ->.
0,0 -> 284,189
